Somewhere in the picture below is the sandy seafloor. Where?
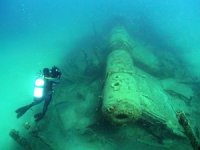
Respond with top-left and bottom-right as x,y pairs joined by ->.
1,0 -> 200,149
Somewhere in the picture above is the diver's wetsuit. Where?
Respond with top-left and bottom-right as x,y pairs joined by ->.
33,77 -> 59,121
16,75 -> 60,121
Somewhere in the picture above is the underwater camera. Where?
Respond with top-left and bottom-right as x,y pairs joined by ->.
50,66 -> 61,79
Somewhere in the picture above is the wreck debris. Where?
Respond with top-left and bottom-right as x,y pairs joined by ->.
103,49 -> 141,124
102,26 -> 141,123
31,131 -> 54,150
9,129 -> 32,150
102,26 -> 183,139
176,111 -> 200,150
195,126 -> 200,139
10,23 -> 200,150
164,89 -> 192,106
24,121 -> 31,130
10,128 -> 55,150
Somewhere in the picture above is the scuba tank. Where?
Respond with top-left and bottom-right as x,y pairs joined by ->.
33,68 -> 49,99
33,66 -> 61,99
33,74 -> 45,99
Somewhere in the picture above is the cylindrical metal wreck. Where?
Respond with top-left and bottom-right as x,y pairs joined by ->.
102,26 -> 184,137
102,26 -> 141,123
102,49 -> 142,123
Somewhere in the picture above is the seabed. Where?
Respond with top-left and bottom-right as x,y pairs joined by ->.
10,24 -> 200,150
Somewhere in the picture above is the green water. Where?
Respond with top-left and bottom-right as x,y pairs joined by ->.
1,0 -> 200,149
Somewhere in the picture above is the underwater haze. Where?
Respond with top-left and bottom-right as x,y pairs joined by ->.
1,0 -> 200,149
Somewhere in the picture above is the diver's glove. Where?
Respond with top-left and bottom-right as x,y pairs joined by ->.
34,112 -> 44,122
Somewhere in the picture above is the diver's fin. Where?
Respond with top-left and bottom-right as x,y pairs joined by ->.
15,105 -> 31,118
34,112 -> 44,122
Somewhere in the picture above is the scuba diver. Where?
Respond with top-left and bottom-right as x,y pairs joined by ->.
16,66 -> 62,122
